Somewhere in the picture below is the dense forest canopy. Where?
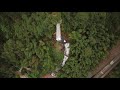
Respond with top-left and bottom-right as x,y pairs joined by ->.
0,12 -> 120,78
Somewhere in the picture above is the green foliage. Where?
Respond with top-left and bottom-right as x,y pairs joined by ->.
0,12 -> 63,77
57,12 -> 120,78
0,12 -> 120,78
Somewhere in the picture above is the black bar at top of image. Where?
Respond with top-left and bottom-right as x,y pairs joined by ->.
0,0 -> 119,11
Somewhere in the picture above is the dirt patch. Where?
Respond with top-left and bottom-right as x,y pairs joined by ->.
41,74 -> 56,78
